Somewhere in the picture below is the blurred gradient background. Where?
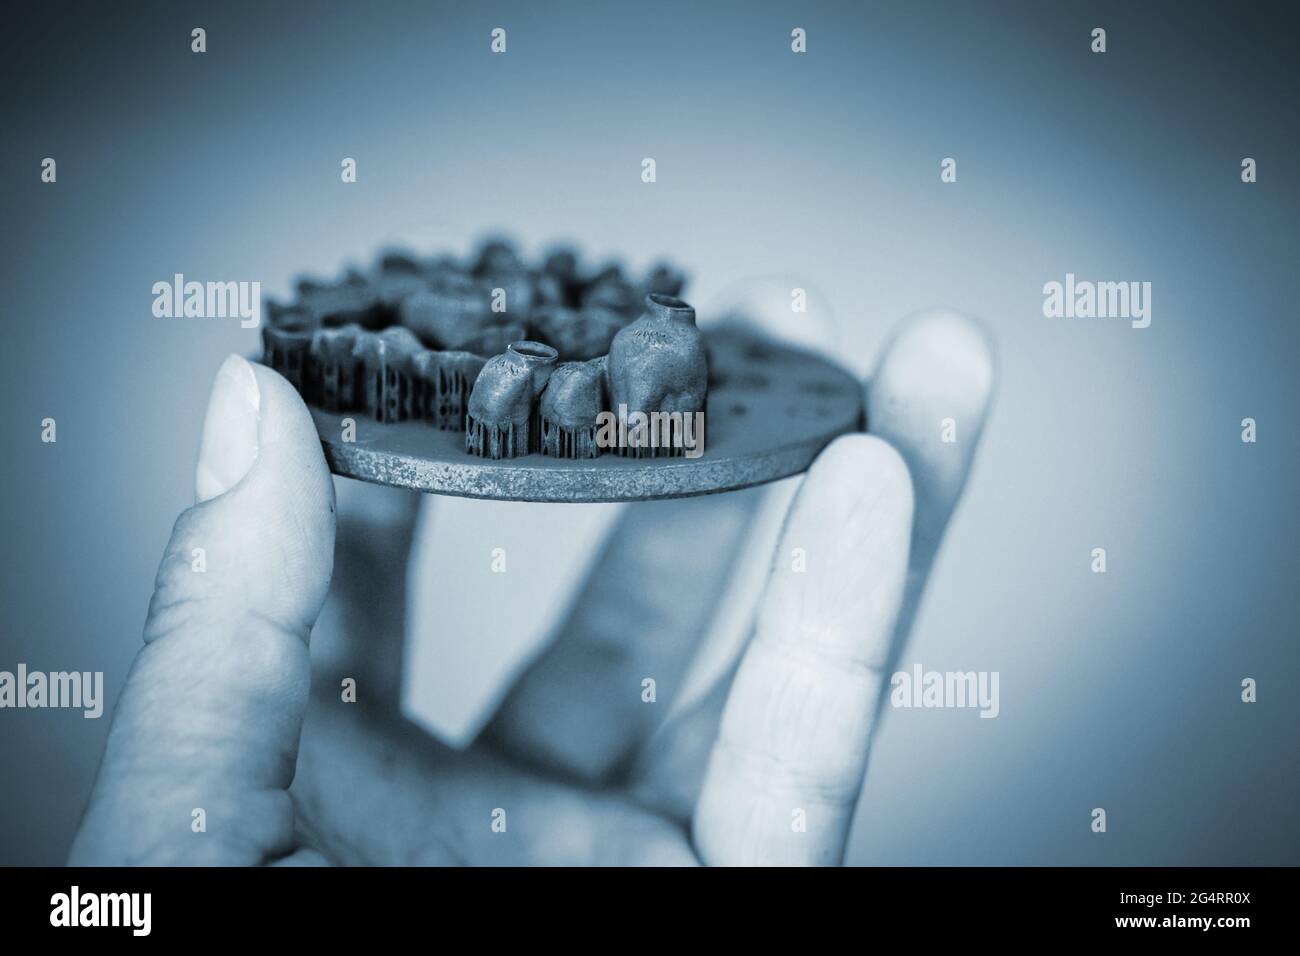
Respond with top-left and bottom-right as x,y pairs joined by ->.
2,0 -> 1297,865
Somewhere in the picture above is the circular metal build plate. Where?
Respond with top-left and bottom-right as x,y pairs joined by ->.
314,327 -> 864,502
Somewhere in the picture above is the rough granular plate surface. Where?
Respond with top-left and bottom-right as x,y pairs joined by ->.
312,326 -> 865,502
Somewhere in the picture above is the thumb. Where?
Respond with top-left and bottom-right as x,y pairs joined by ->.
70,355 -> 336,865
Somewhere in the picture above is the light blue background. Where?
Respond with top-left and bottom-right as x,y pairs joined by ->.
2,0 -> 1296,864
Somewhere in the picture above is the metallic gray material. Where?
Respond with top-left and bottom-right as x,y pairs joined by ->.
261,303 -> 315,391
643,262 -> 686,298
465,341 -> 559,459
298,277 -> 382,330
538,356 -> 609,459
274,299 -> 488,430
582,275 -> 641,317
607,294 -> 708,458
353,327 -> 424,423
403,348 -> 485,430
309,325 -> 362,411
454,320 -> 528,358
471,238 -> 536,318
533,304 -> 625,361
398,271 -> 492,350
313,327 -> 864,502
473,238 -> 525,277
264,239 -> 861,501
542,247 -> 579,284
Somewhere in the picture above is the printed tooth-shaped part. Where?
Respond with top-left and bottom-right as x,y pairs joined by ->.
370,249 -> 426,321
587,262 -> 624,286
539,357 -> 608,459
354,327 -> 424,423
408,349 -> 487,430
376,248 -> 422,275
583,269 -> 641,318
531,269 -> 566,307
277,245 -> 697,454
399,270 -> 491,351
481,270 -> 534,315
543,247 -> 579,285
472,240 -> 535,320
644,262 -> 687,298
296,276 -> 329,298
405,350 -> 438,424
456,320 -> 528,358
607,293 -> 708,458
299,275 -> 383,329
540,247 -> 583,307
309,325 -> 364,412
533,304 -> 625,362
421,254 -> 463,285
262,302 -> 318,393
485,274 -> 534,319
371,268 -> 429,322
465,341 -> 558,459
473,238 -> 525,277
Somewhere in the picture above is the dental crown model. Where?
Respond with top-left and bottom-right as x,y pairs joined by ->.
262,239 -> 706,460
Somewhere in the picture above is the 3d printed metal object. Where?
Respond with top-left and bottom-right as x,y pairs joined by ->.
607,293 -> 707,458
465,341 -> 558,459
263,239 -> 865,502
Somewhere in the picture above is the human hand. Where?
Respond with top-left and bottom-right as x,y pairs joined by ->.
70,310 -> 993,866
